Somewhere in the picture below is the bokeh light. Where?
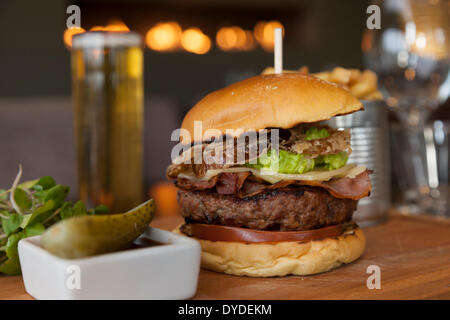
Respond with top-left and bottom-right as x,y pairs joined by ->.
241,30 -> 257,51
181,27 -> 211,54
149,182 -> 179,216
63,26 -> 86,48
104,20 -> 130,32
216,26 -> 256,51
145,22 -> 182,52
90,26 -> 107,31
254,20 -> 284,52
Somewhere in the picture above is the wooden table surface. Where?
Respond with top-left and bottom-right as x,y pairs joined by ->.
1,212 -> 449,300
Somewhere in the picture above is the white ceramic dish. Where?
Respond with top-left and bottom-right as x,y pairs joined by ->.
18,227 -> 201,300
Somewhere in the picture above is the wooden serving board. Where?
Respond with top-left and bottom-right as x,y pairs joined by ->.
1,212 -> 449,300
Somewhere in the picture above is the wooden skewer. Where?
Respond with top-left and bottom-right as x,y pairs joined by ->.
274,28 -> 283,74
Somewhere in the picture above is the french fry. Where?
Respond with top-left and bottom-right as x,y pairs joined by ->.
363,90 -> 384,100
330,67 -> 352,85
261,65 -> 382,101
312,71 -> 331,81
349,70 -> 378,98
261,67 -> 275,75
348,69 -> 362,85
298,66 -> 309,75
349,81 -> 376,98
361,70 -> 378,85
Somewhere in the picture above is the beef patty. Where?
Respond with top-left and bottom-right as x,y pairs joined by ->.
178,186 -> 358,231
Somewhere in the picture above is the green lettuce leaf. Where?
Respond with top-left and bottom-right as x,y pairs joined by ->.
0,223 -> 45,275
1,213 -> 23,236
248,150 -> 315,174
0,256 -> 21,275
304,127 -> 330,141
32,176 -> 56,191
24,223 -> 45,237
248,149 -> 348,174
19,200 -> 54,229
88,204 -> 109,215
315,152 -> 349,170
13,188 -> 32,211
0,231 -> 26,275
60,200 -> 87,220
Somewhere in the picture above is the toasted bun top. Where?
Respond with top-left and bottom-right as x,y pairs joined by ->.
181,73 -> 363,143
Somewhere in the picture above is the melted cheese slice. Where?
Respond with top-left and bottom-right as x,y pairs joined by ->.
178,164 -> 367,184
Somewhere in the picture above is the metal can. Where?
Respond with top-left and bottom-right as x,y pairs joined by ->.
327,100 -> 391,227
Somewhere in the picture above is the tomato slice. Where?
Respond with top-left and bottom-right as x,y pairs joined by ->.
184,222 -> 354,243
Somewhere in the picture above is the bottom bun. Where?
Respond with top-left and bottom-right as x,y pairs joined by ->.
174,225 -> 365,277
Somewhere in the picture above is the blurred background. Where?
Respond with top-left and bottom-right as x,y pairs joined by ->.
0,0 -> 449,217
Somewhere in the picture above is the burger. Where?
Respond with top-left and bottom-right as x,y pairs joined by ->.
167,73 -> 371,277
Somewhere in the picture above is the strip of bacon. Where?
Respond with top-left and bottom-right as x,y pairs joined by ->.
296,170 -> 372,200
174,170 -> 371,200
216,172 -> 251,195
175,175 -> 218,191
238,179 -> 296,198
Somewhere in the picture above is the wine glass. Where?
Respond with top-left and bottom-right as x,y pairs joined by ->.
362,0 -> 450,126
362,0 -> 450,216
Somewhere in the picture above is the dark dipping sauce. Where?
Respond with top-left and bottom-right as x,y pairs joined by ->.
124,237 -> 166,250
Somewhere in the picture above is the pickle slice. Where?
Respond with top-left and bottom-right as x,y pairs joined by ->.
41,199 -> 155,259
